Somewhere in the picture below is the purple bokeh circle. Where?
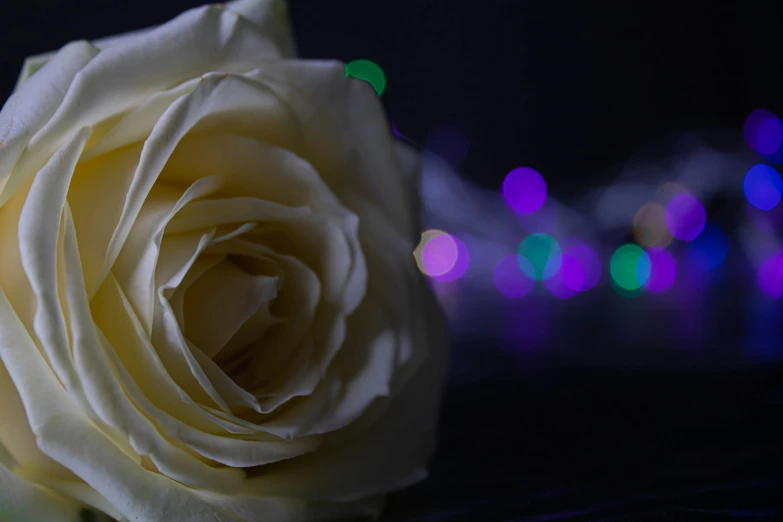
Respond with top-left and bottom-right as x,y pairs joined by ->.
644,247 -> 677,293
665,194 -> 706,241
421,234 -> 458,276
757,252 -> 783,299
493,255 -> 536,299
744,109 -> 783,155
433,235 -> 470,282
563,244 -> 601,291
503,167 -> 547,215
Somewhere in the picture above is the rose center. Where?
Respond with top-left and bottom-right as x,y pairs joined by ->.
180,254 -> 284,386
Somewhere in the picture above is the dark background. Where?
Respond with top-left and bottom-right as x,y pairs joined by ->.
3,1 -> 783,520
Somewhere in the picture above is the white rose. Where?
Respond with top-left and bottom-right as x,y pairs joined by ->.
0,1 -> 447,520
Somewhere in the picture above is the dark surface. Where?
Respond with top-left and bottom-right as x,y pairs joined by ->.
2,1 -> 783,520
383,346 -> 783,521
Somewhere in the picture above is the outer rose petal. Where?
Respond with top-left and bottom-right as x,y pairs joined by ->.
0,42 -> 98,201
0,454 -> 82,522
0,288 -> 238,522
242,61 -> 418,241
11,0 -> 294,94
241,280 -> 448,502
1,2 -> 284,209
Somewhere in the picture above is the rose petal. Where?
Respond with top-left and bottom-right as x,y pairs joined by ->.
183,260 -> 278,357
22,4 -> 283,172
243,282 -> 447,502
227,0 -> 296,58
94,273 -> 271,437
0,42 -> 98,206
165,197 -> 310,234
0,454 -> 82,522
113,176 -> 223,333
0,286 -> 238,521
62,207 -> 246,493
17,127 -> 92,401
244,61 -> 417,240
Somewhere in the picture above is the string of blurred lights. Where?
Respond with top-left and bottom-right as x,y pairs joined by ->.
346,59 -> 783,358
409,118 -> 783,299
410,106 -> 783,301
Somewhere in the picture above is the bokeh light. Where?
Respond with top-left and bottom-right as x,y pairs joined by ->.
563,244 -> 601,291
743,164 -> 783,211
391,120 -> 401,138
426,125 -> 469,166
416,231 -> 457,277
744,109 -> 783,155
686,223 -> 728,272
633,201 -> 673,248
665,193 -> 706,241
493,255 -> 536,299
644,247 -> 676,293
344,59 -> 386,96
545,254 -> 584,299
434,235 -> 470,282
503,167 -> 547,214
610,244 -> 651,291
518,233 -> 562,281
757,251 -> 783,299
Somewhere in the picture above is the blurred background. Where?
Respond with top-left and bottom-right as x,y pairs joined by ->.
3,1 -> 783,520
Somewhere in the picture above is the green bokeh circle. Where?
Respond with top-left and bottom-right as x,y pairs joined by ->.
610,244 -> 651,291
345,59 -> 387,96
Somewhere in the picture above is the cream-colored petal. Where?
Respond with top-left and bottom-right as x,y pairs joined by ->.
17,126 -> 91,401
20,3 -> 284,174
0,41 -> 98,206
92,273 -> 263,437
226,0 -> 296,58
165,131 -> 368,314
98,326 -> 323,468
343,194 -> 422,374
153,223 -> 276,415
15,469 -> 123,521
169,253 -> 226,331
80,77 -> 202,162
204,238 -> 329,407
69,144 -> 146,298
244,61 -> 417,240
154,229 -> 236,412
100,76 -> 238,288
0,288 -> 238,522
186,337 -> 267,414
62,206 -> 245,494
243,283 -> 447,503
0,359 -> 76,480
298,302 -> 395,436
250,216 -> 362,312
113,176 -> 222,333
163,133 -> 343,211
184,260 -> 278,357
215,302 -> 281,371
165,197 -> 310,234
261,192 -> 432,438
0,453 -> 82,522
